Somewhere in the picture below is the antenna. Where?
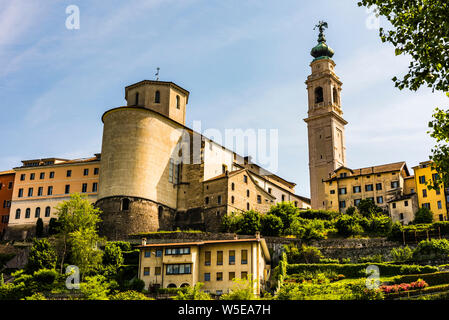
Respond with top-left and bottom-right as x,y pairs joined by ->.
155,67 -> 160,81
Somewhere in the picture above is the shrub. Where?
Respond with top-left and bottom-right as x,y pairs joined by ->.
413,239 -> 449,261
238,210 -> 261,235
108,241 -> 132,252
358,254 -> 383,263
393,271 -> 449,286
346,282 -> 384,300
125,278 -> 145,292
284,244 -> 323,264
368,216 -> 393,235
297,210 -> 339,221
48,218 -> 59,235
261,214 -> 283,236
380,279 -> 428,294
220,278 -> 258,300
414,207 -> 434,224
35,218 -> 44,238
335,215 -> 364,237
103,243 -> 124,268
268,202 -> 300,232
357,199 -> 384,217
25,239 -> 57,274
345,207 -> 358,216
390,246 -> 413,262
109,291 -> 151,300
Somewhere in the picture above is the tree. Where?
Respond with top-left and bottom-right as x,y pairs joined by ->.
173,283 -> 212,300
413,207 -> 434,224
25,239 -> 57,274
358,0 -> 449,189
53,193 -> 104,274
239,210 -> 261,235
48,218 -> 59,236
220,277 -> 258,300
268,202 -> 300,234
79,275 -> 117,300
357,199 -> 383,217
261,214 -> 283,236
35,218 -> 44,238
103,243 -> 124,268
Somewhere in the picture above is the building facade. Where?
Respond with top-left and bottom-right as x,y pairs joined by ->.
97,80 -> 310,239
5,155 -> 100,239
0,170 -> 15,237
413,161 -> 449,221
137,236 -> 271,296
304,25 -> 347,210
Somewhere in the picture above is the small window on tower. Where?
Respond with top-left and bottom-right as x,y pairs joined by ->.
176,95 -> 180,109
155,90 -> 161,103
315,87 -> 324,104
333,87 -> 339,105
135,92 -> 139,106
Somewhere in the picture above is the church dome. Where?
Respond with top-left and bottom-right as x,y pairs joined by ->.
311,41 -> 334,60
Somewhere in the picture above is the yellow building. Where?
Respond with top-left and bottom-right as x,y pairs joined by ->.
323,162 -> 414,214
6,155 -> 101,239
413,161 -> 448,221
137,235 -> 271,296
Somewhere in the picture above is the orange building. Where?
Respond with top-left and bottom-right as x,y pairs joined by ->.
0,170 -> 15,237
5,155 -> 100,239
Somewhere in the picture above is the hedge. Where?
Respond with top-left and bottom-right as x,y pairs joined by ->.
387,283 -> 449,299
392,271 -> 449,287
286,263 -> 438,278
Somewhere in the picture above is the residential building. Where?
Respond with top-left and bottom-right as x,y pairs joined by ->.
0,170 -> 15,237
5,155 -> 100,239
413,161 -> 449,221
137,235 -> 271,296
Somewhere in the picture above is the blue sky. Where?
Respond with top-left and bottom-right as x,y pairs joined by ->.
0,0 -> 446,198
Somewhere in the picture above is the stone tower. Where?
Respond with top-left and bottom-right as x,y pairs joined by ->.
97,80 -> 190,239
304,22 -> 347,209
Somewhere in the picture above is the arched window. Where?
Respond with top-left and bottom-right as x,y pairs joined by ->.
25,208 -> 31,219
35,207 -> 40,218
231,183 -> 235,191
155,90 -> 161,103
121,198 -> 130,211
167,283 -> 177,288
180,283 -> 190,288
135,92 -> 140,106
176,95 -> 180,109
315,87 -> 324,104
333,87 -> 339,105
15,209 -> 21,219
45,206 -> 51,217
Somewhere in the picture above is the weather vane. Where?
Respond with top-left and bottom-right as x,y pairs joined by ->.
314,21 -> 328,42
155,67 -> 160,81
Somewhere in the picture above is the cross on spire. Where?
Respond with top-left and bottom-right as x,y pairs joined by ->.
314,21 -> 328,43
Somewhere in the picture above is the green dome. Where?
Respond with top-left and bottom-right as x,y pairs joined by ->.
311,40 -> 334,61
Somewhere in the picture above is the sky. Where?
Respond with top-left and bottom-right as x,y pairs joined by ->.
0,0 -> 447,198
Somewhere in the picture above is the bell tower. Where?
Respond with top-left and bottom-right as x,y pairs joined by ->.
304,21 -> 347,209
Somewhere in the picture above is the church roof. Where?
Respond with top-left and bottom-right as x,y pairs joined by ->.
326,161 -> 409,181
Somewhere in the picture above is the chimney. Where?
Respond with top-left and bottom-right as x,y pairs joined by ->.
255,231 -> 260,240
233,233 -> 238,240
141,238 -> 147,246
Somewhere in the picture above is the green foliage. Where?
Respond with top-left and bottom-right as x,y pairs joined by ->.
289,218 -> 330,241
276,276 -> 353,300
345,206 -> 358,216
23,293 -> 47,300
268,202 -> 300,231
391,246 -> 413,263
220,277 -> 258,300
358,254 -> 383,263
413,239 -> 449,261
103,243 -> 124,268
109,290 -> 152,300
260,214 -> 283,236
346,281 -> 384,300
35,218 -> 44,238
108,241 -> 132,252
221,212 -> 243,234
239,210 -> 261,235
25,239 -> 57,274
79,275 -> 118,300
393,271 -> 449,287
357,199 -> 384,218
70,228 -> 104,276
48,218 -> 59,236
284,244 -> 323,264
173,283 -> 212,300
335,215 -> 364,237
125,277 -> 145,292
414,207 -> 434,224
0,253 -> 15,269
297,210 -> 339,220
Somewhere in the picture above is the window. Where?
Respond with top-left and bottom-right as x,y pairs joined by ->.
18,188 -> 23,198
339,200 -> 346,209
229,272 -> 235,281
82,183 -> 87,193
38,187 -> 43,196
432,173 -> 439,182
241,271 -> 248,279
438,201 -> 442,209
155,267 -> 161,275
166,264 -> 191,275
144,249 -> 151,258
392,203 -> 396,209
436,188 -> 441,195
205,251 -> 211,266
155,90 -> 160,103
365,184 -> 373,192
216,272 -> 223,281
66,170 -> 72,177
94,168 -> 99,175
440,214 -> 444,221
294,201 -> 298,207
45,206 -> 51,217
231,183 -> 235,191
246,190 -> 250,197
28,188 -> 33,197
400,213 -> 404,220
135,92 -> 140,105
49,171 -> 55,179
204,273 -> 211,282
330,190 -> 335,194
340,172 -> 347,178
229,250 -> 235,265
92,183 -> 98,192
333,87 -> 339,104
205,197 -> 209,205
282,195 -> 285,201
257,195 -> 261,204
39,172 -> 45,179
231,196 -> 234,204
419,175 -> 426,184
422,203 -> 431,209
354,199 -> 361,206
247,203 -> 250,210
156,249 -> 162,257
47,186 -> 53,196
84,169 -> 89,176
241,250 -> 248,264
422,189 -> 427,198
20,174 -> 25,181
15,209 -> 21,219
121,198 -> 130,211
338,187 -> 347,195
268,187 -> 272,194
376,183 -> 382,191
404,201 -> 409,207
217,195 -> 222,204
377,196 -> 383,204
143,267 -> 150,276
315,87 -> 324,103
391,181 -> 399,189
217,251 -> 223,265
176,95 -> 180,109
65,185 -> 70,194
8,182 -> 12,189
243,175 -> 248,183
35,207 -> 40,218
25,208 -> 30,219
165,247 -> 190,255
353,186 -> 361,193
30,173 -> 35,180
